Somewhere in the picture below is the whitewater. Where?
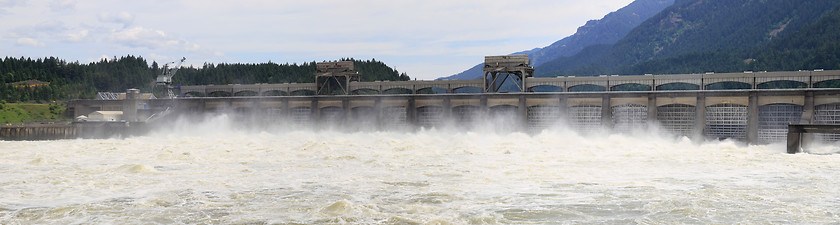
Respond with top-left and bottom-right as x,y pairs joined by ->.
2,114 -> 840,224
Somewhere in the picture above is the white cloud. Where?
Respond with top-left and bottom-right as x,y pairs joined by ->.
63,29 -> 88,42
8,20 -> 67,39
16,37 -> 45,47
109,26 -> 200,51
147,53 -> 169,62
0,0 -> 24,14
98,11 -> 134,27
49,0 -> 76,12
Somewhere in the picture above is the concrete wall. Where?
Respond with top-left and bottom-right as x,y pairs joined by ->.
69,88 -> 840,143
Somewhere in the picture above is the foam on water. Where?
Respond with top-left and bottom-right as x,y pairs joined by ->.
1,114 -> 840,224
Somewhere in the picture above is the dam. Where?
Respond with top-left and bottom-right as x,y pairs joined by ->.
67,56 -> 840,144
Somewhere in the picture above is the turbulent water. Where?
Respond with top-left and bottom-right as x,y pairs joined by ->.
2,115 -> 840,224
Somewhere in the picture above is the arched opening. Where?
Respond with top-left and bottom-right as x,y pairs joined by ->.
568,84 -> 606,92
656,82 -> 700,91
814,79 -> 840,88
758,103 -> 803,143
705,103 -> 748,140
183,91 -> 205,97
208,91 -> 232,97
568,105 -> 602,133
381,106 -> 409,130
319,106 -> 344,126
610,83 -> 651,92
453,86 -> 483,94
416,87 -> 447,94
815,103 -> 840,142
289,106 -> 312,128
705,81 -> 751,90
231,107 -> 255,123
290,89 -> 316,96
350,89 -> 380,95
349,106 -> 377,130
489,105 -> 520,132
452,105 -> 481,128
656,104 -> 696,137
611,104 -> 647,133
234,90 -> 258,97
529,85 -> 563,93
417,105 -> 444,128
757,80 -> 807,89
263,107 -> 284,120
527,105 -> 561,131
261,90 -> 287,96
383,88 -> 413,95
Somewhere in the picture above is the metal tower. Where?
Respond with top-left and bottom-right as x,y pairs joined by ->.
315,61 -> 360,95
155,57 -> 186,99
483,55 -> 534,93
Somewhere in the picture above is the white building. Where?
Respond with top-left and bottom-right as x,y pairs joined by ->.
87,111 -> 123,121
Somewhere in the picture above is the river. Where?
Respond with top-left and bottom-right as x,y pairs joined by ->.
1,114 -> 840,224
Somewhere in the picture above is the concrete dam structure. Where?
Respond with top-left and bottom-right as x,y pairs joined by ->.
68,57 -> 840,144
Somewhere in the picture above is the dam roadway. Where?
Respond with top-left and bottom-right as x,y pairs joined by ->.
69,69 -> 840,144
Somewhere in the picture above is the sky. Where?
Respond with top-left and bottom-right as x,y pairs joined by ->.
2,0 -> 635,80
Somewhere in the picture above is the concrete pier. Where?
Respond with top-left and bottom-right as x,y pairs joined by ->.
787,124 -> 840,154
0,122 -> 149,140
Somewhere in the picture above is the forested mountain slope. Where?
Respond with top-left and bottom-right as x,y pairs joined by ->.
537,0 -> 840,76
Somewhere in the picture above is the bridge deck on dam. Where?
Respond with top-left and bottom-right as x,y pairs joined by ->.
71,87 -> 840,144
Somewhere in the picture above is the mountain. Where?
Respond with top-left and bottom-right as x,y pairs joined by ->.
537,0 -> 840,76
438,0 -> 675,80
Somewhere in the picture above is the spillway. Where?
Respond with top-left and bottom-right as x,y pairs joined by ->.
611,104 -> 648,133
757,104 -> 803,143
568,105 -> 602,133
705,103 -> 748,140
289,106 -> 313,128
527,105 -> 562,131
416,106 -> 444,129
656,104 -> 697,137
452,105 -> 481,129
815,103 -> 840,142
381,106 -> 409,130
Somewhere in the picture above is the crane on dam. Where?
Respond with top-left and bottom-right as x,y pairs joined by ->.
146,57 -> 185,123
155,57 -> 186,99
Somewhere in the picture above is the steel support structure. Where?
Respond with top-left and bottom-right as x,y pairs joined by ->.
315,61 -> 360,95
483,55 -> 534,93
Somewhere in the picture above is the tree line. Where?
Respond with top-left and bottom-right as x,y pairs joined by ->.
0,56 -> 411,102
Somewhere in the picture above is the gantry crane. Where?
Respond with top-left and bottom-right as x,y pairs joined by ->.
155,57 -> 186,99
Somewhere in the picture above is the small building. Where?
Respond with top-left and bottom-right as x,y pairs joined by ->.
88,111 -> 123,122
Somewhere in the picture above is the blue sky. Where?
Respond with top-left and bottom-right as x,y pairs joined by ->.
2,0 -> 634,80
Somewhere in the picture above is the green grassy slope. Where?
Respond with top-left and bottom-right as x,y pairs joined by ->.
0,102 -> 69,125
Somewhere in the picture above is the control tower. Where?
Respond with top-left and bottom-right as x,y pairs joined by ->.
316,61 -> 360,95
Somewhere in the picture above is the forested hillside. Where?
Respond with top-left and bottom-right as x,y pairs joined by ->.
438,0 -> 674,80
175,58 -> 409,85
625,6 -> 840,74
537,0 -> 840,76
0,56 -> 410,102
